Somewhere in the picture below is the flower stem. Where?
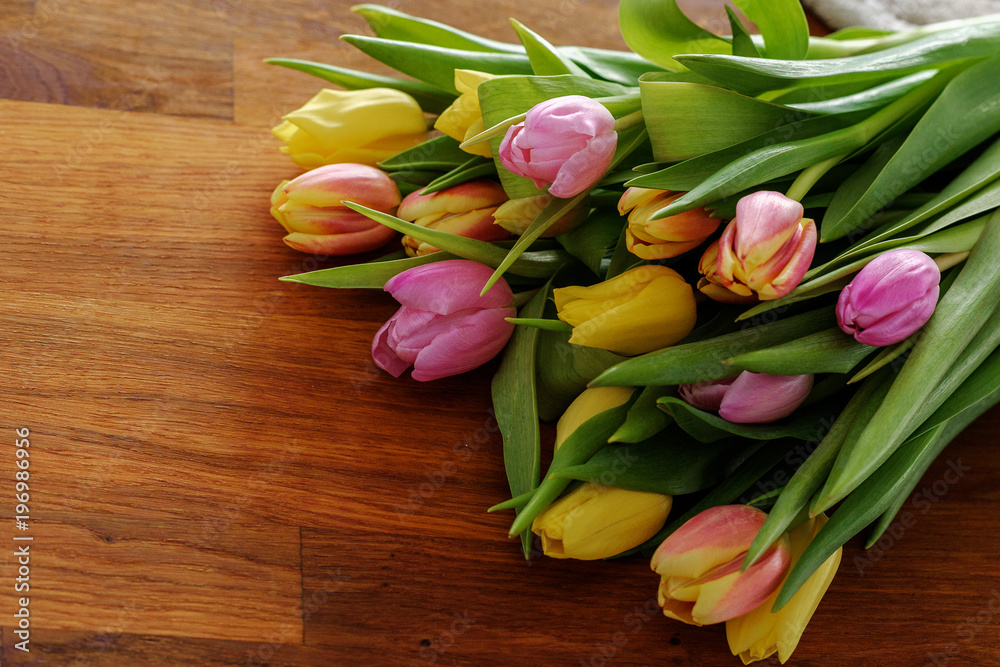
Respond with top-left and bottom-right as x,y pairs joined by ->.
785,155 -> 843,202
614,109 -> 644,132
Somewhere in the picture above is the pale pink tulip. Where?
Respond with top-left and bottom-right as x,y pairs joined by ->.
499,95 -> 617,199
716,191 -> 817,300
837,249 -> 940,346
372,260 -> 516,381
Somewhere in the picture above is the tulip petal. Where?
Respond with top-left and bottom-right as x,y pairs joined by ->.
372,314 -> 413,378
282,225 -> 396,255
733,191 -> 804,269
397,180 -> 507,221
652,505 -> 769,578
688,537 -> 790,625
410,306 -> 516,381
548,132 -> 617,199
718,372 -> 813,424
555,387 -> 635,450
755,220 -> 817,300
277,205 -> 383,236
384,260 -> 514,314
283,163 -> 401,210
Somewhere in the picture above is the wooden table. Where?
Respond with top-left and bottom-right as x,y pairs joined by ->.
1,1 -> 998,665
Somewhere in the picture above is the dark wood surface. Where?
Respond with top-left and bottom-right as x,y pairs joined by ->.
1,1 -> 998,665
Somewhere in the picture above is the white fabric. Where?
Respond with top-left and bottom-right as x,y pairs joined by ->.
803,0 -> 1000,30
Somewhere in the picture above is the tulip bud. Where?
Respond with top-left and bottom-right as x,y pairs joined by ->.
499,95 -> 617,199
532,482 -> 672,560
679,372 -> 813,424
651,505 -> 791,627
836,249 -> 941,346
726,514 -> 842,664
272,88 -> 427,169
555,386 -> 636,452
554,265 -> 697,356
396,180 -> 511,256
372,260 -> 516,381
492,194 -> 589,236
715,191 -> 817,300
619,188 -> 720,260
434,69 -> 497,158
270,163 -> 400,255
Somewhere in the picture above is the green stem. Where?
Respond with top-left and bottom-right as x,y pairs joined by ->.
786,155 -> 843,202
613,109 -> 644,132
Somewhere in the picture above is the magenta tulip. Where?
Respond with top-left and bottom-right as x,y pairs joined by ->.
679,372 -> 813,424
715,191 -> 817,300
837,249 -> 941,346
372,260 -> 516,381
498,95 -> 617,199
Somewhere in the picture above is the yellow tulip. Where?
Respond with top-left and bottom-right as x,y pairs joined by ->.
555,386 -> 635,451
492,194 -> 589,237
433,70 -> 497,157
726,514 -> 842,664
272,88 -> 427,169
554,265 -> 697,356
532,482 -> 672,560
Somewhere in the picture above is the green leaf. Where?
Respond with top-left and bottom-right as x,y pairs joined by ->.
340,35 -> 534,95
280,252 -> 449,289
610,385 -> 674,443
627,438 -> 798,558
591,307 -> 836,387
775,379 -> 1000,609
640,77 -> 810,162
743,368 -> 894,568
492,281 -> 549,557
659,397 -> 840,444
676,21 -> 1000,95
509,19 -> 588,77
618,0 -> 807,69
814,210 -> 1000,512
263,58 -> 455,114
556,210 -> 623,277
782,70 -> 937,115
726,6 -> 761,59
378,135 -> 472,172
627,114 -> 855,192
420,157 -> 496,194
724,328 -> 875,375
649,72 -> 952,220
821,57 -> 1000,241
352,4 -> 521,53
555,431 -> 750,495
341,202 -> 570,278
507,392 -> 636,537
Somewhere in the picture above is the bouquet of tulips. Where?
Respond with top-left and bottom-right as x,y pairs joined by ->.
266,0 -> 1000,662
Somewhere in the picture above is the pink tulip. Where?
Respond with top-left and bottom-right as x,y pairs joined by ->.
372,260 -> 516,381
837,249 -> 940,346
499,95 -> 617,199
716,191 -> 817,300
651,505 -> 791,626
270,163 -> 399,255
679,372 -> 813,424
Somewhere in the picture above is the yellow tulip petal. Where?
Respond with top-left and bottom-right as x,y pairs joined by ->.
555,387 -> 634,450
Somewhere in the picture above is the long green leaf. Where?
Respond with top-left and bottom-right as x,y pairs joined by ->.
639,77 -> 811,161
536,325 -> 624,422
378,135 -> 471,171
676,20 -> 1000,95
556,210 -> 623,278
352,3 -> 521,53
492,282 -> 549,557
264,58 -> 455,114
660,397 -> 840,444
723,328 -> 875,375
821,57 -> 1000,241
610,385 -> 674,443
340,35 -> 534,94
591,307 -> 836,387
509,19 -> 588,77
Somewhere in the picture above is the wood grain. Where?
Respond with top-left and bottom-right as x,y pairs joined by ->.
0,1 -> 999,666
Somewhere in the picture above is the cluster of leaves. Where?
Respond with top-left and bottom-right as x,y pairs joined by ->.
272,2 -> 1000,603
